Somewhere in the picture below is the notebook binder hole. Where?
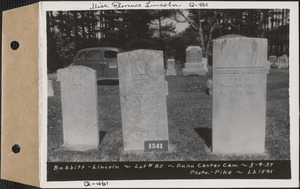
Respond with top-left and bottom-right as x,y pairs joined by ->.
10,41 -> 19,50
12,144 -> 21,154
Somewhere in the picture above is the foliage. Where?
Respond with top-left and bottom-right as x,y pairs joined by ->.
175,9 -> 289,58
47,10 -> 176,72
47,9 -> 289,72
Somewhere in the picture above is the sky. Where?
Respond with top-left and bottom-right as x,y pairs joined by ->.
175,22 -> 189,33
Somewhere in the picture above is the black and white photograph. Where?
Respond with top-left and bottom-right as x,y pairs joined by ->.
42,1 -> 297,187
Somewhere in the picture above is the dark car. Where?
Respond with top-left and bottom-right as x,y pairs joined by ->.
71,47 -> 124,80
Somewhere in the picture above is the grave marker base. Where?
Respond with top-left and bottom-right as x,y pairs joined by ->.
182,68 -> 207,76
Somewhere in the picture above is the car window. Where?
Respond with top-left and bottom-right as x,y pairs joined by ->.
77,52 -> 86,61
87,51 -> 101,60
104,50 -> 118,59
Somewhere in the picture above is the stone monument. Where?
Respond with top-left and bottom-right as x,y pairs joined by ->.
269,55 -> 277,64
212,37 -> 267,153
278,56 -> 288,69
165,58 -> 176,76
57,66 -> 99,150
118,50 -> 169,151
202,57 -> 209,72
182,46 -> 207,76
282,54 -> 289,66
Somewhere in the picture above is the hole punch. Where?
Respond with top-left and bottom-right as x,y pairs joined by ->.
12,144 -> 21,154
10,41 -> 19,50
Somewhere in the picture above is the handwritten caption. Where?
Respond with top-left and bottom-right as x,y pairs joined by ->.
48,161 -> 290,181
90,1 -> 209,10
53,161 -> 274,176
84,181 -> 108,187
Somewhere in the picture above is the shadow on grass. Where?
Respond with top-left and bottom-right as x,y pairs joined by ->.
194,128 -> 212,151
99,131 -> 107,144
97,80 -> 119,85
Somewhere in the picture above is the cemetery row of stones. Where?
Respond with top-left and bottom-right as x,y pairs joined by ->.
48,37 -> 287,154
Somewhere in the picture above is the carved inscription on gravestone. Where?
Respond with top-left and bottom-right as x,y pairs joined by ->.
57,66 -> 99,150
118,50 -> 169,151
213,37 -> 267,153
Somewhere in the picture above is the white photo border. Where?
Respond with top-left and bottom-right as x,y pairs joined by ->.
40,1 -> 299,188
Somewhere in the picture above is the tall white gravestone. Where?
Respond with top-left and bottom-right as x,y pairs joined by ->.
212,37 -> 267,153
183,46 -> 207,76
57,66 -> 99,150
118,50 -> 169,151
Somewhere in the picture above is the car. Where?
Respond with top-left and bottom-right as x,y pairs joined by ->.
71,47 -> 124,80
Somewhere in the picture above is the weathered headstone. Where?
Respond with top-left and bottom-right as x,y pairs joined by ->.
202,57 -> 209,72
186,46 -> 202,62
57,66 -> 99,150
182,46 -> 207,76
278,56 -> 288,69
277,56 -> 284,69
213,37 -> 267,153
165,58 -> 176,76
269,55 -> 277,64
282,54 -> 289,65
118,50 -> 169,151
48,79 -> 54,97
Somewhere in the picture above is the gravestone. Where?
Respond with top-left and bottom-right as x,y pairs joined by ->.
213,37 -> 267,153
183,46 -> 207,76
48,79 -> 54,97
282,54 -> 289,65
165,59 -> 176,76
278,56 -> 288,69
57,66 -> 99,150
118,50 -> 169,151
269,55 -> 277,64
202,57 -> 209,72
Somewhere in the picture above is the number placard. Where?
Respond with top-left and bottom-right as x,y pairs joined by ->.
144,140 -> 168,152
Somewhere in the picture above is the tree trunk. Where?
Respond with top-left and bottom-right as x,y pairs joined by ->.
198,10 -> 205,55
158,17 -> 162,38
81,12 -> 86,39
205,31 -> 213,58
74,11 -> 79,51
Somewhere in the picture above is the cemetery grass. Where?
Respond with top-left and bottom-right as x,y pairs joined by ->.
48,68 -> 290,162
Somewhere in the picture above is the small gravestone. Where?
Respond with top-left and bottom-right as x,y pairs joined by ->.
202,57 -> 209,72
206,78 -> 213,95
277,56 -> 284,69
183,46 -> 207,76
165,59 -> 176,76
48,79 -> 54,97
118,50 -> 169,151
57,66 -> 99,150
278,56 -> 288,69
269,55 -> 277,64
282,54 -> 289,66
213,37 -> 267,153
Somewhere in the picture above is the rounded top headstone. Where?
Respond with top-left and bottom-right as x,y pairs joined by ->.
186,46 -> 202,52
57,65 -> 96,81
215,34 -> 246,40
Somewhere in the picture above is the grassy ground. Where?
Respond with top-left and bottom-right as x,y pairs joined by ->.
48,68 -> 290,162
